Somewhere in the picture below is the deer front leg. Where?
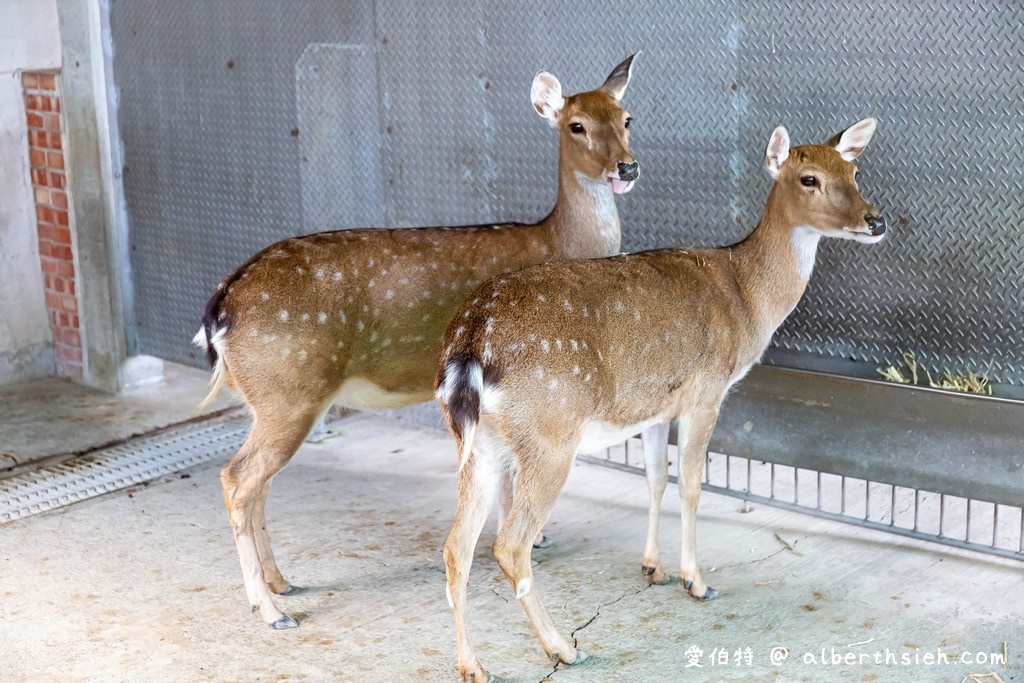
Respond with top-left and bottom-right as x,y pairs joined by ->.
639,422 -> 670,584
676,409 -> 719,601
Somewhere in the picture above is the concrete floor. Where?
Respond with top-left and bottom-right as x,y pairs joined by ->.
0,362 -> 240,473
0,400 -> 1020,682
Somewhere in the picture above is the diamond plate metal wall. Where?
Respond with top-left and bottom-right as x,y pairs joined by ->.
111,1 -> 1024,386
110,1 -> 376,364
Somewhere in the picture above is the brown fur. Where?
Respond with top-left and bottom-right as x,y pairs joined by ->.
436,119 -> 886,681
197,55 -> 642,628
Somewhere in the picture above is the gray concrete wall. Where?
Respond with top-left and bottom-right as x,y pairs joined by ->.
0,0 -> 61,384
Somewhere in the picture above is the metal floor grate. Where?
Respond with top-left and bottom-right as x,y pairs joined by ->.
580,439 -> 1024,562
0,413 -> 249,524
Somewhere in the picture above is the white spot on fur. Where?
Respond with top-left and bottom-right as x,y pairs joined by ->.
534,367 -> 545,379
297,349 -> 308,363
278,310 -> 289,322
301,313 -> 310,322
357,321 -> 365,331
537,294 -> 546,302
318,312 -> 327,323
315,268 -> 325,279
385,289 -> 395,300
261,292 -> 270,301
540,340 -> 550,352
333,271 -> 342,281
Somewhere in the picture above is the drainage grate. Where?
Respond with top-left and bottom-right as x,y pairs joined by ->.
580,438 -> 1024,562
0,414 -> 250,524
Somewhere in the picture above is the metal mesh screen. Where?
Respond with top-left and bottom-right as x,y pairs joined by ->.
111,1 -> 1024,386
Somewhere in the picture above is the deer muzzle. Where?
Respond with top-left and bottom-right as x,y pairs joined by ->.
864,213 -> 887,236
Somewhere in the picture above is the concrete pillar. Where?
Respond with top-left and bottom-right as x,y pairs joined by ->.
55,0 -> 161,392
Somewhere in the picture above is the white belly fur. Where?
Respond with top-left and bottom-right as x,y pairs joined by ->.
333,376 -> 433,410
577,415 -> 667,455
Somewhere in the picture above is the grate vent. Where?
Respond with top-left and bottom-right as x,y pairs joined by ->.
0,414 -> 249,524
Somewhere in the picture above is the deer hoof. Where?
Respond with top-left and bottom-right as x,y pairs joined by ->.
270,614 -> 298,629
533,536 -> 553,549
642,564 -> 668,585
698,586 -> 719,601
463,669 -> 493,682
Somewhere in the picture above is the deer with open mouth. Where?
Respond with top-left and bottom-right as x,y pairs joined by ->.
194,54 -> 641,630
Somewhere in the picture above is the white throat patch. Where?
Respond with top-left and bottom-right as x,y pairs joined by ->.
791,227 -> 822,280
574,171 -> 618,239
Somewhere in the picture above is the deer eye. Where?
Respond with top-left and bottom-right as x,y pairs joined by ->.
800,175 -> 817,187
624,117 -> 633,129
569,122 -> 586,134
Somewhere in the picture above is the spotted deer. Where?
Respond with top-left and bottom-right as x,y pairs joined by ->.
194,55 -> 641,629
436,118 -> 887,680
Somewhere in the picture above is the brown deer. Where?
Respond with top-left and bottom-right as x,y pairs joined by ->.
436,117 -> 886,680
194,55 -> 640,629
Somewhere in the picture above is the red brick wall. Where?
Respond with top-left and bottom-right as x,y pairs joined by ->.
23,72 -> 81,380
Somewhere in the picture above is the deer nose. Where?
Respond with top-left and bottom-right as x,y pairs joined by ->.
865,213 -> 887,236
617,161 -> 639,181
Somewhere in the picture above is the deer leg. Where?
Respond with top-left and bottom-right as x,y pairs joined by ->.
498,469 -> 550,549
676,409 -> 719,601
252,480 -> 293,595
492,449 -> 582,668
639,422 -> 670,584
221,409 -> 319,628
444,445 -> 501,683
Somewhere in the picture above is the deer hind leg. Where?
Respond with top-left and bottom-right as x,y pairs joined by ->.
492,445 -> 582,668
498,469 -> 551,550
444,441 -> 501,683
640,422 -> 671,584
676,408 -> 719,601
221,405 -> 322,628
252,479 -> 292,595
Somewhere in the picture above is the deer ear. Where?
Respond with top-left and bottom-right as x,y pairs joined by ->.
599,52 -> 638,102
531,71 -> 565,125
828,117 -> 877,161
764,125 -> 790,179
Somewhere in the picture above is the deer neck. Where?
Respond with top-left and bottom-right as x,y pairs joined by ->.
729,190 -> 822,340
541,168 -> 621,259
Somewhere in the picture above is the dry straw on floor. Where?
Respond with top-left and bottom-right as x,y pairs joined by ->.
877,351 -> 992,395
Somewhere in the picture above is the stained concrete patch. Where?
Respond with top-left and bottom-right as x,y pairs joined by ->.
0,413 -> 1019,682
